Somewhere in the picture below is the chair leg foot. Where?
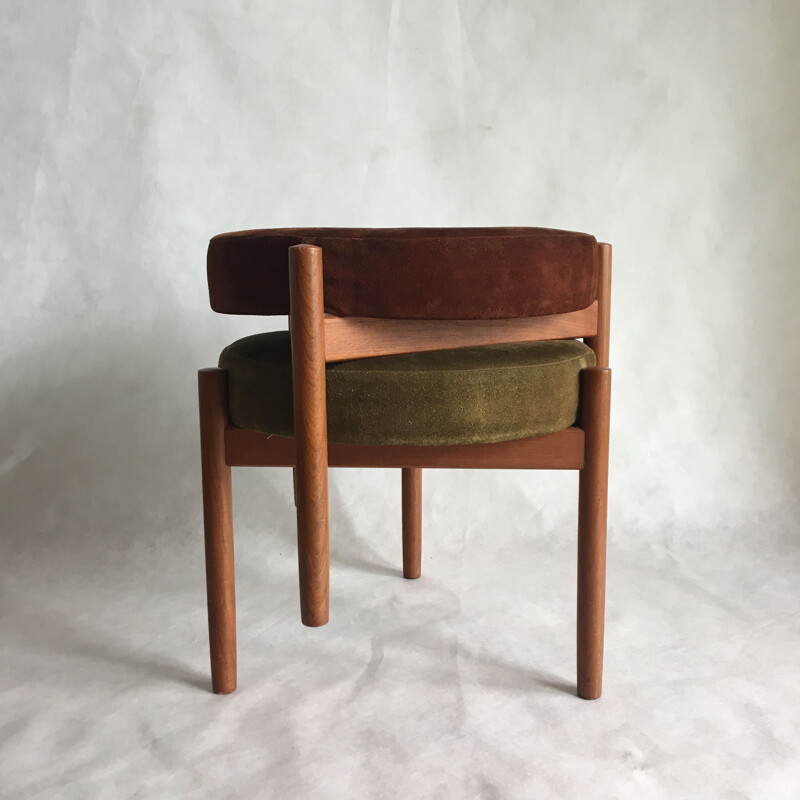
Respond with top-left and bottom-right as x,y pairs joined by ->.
577,367 -> 611,700
199,368 -> 237,694
295,458 -> 330,627
402,468 -> 422,579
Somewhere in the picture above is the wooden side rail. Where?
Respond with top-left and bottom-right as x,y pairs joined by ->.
225,425 -> 585,470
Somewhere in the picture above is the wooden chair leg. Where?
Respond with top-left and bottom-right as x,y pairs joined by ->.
198,368 -> 237,694
290,245 -> 330,627
577,366 -> 611,699
402,468 -> 422,579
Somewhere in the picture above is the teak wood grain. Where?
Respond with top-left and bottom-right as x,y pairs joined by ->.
402,468 -> 422,579
224,426 -> 586,470
576,367 -> 611,699
289,244 -> 330,627
198,367 -> 237,694
323,302 -> 598,362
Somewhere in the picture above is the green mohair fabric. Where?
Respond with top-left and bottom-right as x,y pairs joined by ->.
219,333 -> 595,446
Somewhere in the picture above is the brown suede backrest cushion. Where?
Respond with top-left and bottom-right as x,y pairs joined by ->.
207,227 -> 598,320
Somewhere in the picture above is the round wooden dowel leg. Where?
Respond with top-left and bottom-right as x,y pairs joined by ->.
577,366 -> 611,700
402,468 -> 422,579
199,368 -> 237,694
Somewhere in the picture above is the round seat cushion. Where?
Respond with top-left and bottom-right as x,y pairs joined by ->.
219,333 -> 596,447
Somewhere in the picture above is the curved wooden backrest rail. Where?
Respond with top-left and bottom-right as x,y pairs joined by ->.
323,302 -> 598,362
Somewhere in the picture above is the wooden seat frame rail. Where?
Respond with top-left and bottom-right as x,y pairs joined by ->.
198,243 -> 612,699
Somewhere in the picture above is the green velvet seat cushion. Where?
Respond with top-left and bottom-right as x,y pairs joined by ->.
219,333 -> 595,447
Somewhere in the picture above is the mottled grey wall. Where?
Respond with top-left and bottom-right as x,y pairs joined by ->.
2,0 -> 798,554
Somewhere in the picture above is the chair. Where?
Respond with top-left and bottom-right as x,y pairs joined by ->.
198,228 -> 611,698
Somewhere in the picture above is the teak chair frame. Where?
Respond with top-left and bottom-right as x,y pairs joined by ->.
199,243 -> 612,699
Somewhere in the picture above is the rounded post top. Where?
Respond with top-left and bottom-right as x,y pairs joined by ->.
288,243 -> 322,254
288,244 -> 323,274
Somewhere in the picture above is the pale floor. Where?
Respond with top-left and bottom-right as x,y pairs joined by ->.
2,471 -> 798,799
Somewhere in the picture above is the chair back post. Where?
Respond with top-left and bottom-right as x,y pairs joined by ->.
585,244 -> 611,367
576,242 -> 611,698
288,244 -> 330,626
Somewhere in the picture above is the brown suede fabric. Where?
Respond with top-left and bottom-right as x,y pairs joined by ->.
219,333 -> 596,446
208,227 -> 598,320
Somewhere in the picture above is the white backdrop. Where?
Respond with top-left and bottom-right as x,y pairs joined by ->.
2,2 -> 799,798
